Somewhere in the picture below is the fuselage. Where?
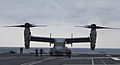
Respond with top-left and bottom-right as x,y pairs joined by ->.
24,24 -> 97,54
49,38 -> 68,55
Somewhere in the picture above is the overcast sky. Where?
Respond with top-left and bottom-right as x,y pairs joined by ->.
0,0 -> 120,48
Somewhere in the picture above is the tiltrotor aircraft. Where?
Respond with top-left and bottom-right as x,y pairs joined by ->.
4,23 -> 118,55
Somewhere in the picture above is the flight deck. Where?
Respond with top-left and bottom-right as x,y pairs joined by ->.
0,54 -> 120,65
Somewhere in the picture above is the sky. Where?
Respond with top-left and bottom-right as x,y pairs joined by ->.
0,0 -> 120,48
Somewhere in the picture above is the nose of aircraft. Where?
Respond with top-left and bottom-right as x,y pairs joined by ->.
55,46 -> 64,52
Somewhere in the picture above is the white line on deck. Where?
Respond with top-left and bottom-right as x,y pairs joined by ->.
20,57 -> 57,65
99,58 -> 107,65
61,57 -> 109,60
91,58 -> 94,65
111,57 -> 120,61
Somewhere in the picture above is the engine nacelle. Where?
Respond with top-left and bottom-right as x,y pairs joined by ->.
24,27 -> 31,49
90,39 -> 96,50
90,29 -> 97,50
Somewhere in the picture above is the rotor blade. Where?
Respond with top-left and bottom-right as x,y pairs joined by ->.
90,24 -> 120,29
75,25 -> 89,27
75,25 -> 90,28
95,26 -> 120,29
3,24 -> 47,28
33,25 -> 47,27
3,25 -> 25,27
75,25 -> 120,30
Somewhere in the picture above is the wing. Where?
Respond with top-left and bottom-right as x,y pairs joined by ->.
30,36 -> 55,43
65,37 -> 90,44
30,36 -> 90,43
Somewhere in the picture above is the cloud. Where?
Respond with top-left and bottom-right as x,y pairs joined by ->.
0,0 -> 120,25
0,0 -> 120,48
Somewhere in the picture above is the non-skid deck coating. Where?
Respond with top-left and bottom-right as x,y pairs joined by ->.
0,54 -> 120,65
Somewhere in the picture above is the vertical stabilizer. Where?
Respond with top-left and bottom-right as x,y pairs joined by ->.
71,33 -> 73,47
50,33 -> 52,47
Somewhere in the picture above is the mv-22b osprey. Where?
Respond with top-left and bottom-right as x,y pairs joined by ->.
5,23 -> 118,55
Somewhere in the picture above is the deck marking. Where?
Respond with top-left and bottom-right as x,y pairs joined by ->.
61,57 -> 109,60
91,58 -> 94,65
111,57 -> 120,61
20,57 -> 57,65
99,58 -> 107,65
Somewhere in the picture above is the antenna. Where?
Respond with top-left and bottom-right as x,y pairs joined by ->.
50,33 -> 52,47
71,33 -> 73,47
71,33 -> 73,38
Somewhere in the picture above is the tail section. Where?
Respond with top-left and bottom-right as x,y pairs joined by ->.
50,33 -> 52,47
71,33 -> 73,47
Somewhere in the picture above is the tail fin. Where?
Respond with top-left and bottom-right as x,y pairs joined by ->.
50,33 -> 52,47
71,33 -> 73,47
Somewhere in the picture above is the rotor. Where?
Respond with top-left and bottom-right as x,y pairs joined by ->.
75,24 -> 119,29
3,22 -> 47,28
